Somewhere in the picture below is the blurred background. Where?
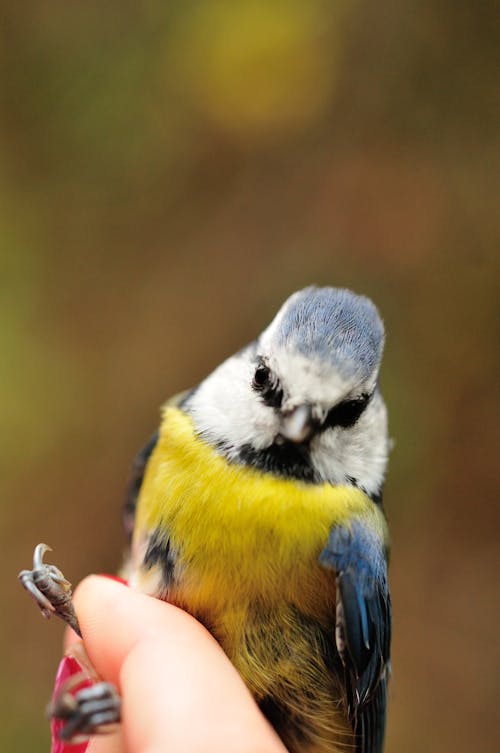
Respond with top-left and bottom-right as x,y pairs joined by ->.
1,1 -> 497,751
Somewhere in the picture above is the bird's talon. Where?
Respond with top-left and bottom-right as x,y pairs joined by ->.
33,542 -> 52,569
18,544 -> 81,637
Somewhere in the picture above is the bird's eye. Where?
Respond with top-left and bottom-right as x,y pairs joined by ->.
252,362 -> 283,408
252,364 -> 271,390
323,394 -> 371,430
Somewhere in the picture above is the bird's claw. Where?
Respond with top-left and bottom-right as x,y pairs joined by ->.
18,543 -> 81,637
49,673 -> 122,742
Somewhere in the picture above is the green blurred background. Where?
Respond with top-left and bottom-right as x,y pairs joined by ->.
1,1 -> 497,751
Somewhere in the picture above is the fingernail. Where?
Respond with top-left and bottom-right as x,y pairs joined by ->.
50,655 -> 92,753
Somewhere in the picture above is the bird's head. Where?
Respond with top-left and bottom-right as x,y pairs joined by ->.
185,287 -> 389,500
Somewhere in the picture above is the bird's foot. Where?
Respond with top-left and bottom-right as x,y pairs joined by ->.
19,544 -> 123,741
49,672 -> 121,743
19,543 -> 81,637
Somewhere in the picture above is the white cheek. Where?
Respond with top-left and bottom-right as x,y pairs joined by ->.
311,396 -> 389,493
188,355 -> 279,450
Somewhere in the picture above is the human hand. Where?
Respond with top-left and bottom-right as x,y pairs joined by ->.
57,575 -> 287,753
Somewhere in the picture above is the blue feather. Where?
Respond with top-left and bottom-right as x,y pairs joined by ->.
275,286 -> 384,378
319,517 -> 391,753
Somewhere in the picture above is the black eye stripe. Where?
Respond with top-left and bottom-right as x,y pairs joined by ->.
321,392 -> 372,431
261,385 -> 284,409
251,359 -> 283,409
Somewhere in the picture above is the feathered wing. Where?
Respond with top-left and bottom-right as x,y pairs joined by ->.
122,430 -> 159,539
320,519 -> 391,753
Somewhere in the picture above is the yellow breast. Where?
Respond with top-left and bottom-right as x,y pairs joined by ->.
134,407 -> 383,615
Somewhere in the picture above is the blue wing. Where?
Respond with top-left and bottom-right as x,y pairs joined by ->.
320,519 -> 391,753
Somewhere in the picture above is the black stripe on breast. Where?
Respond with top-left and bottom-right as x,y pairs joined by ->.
143,530 -> 176,589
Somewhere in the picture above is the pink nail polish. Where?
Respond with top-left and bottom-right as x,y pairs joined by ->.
50,655 -> 92,753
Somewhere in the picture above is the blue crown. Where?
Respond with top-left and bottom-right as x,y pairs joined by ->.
275,286 -> 384,378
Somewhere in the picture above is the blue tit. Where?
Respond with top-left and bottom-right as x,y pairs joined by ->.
124,286 -> 392,753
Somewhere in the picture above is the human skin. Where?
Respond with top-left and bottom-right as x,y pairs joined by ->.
63,576 -> 288,753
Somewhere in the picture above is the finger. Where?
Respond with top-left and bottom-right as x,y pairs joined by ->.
73,576 -> 214,686
121,636 -> 287,753
74,576 -> 286,753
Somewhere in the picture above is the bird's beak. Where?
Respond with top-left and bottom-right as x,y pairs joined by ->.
279,405 -> 315,444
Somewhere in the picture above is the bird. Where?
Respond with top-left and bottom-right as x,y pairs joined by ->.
121,285 -> 392,753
